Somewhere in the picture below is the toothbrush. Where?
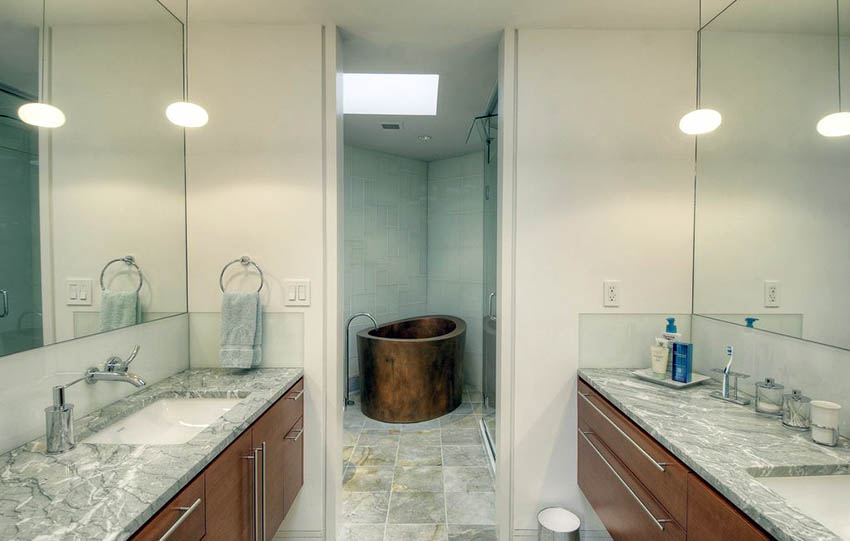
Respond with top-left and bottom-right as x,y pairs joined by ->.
722,345 -> 733,397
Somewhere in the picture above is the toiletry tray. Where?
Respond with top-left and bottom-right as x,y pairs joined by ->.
631,368 -> 711,389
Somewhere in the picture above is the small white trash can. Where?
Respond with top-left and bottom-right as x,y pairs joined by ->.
538,507 -> 581,541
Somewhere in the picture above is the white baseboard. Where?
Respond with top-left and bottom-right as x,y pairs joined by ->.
273,529 -> 324,539
514,528 -> 612,539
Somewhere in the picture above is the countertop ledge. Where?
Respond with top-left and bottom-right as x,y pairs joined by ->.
0,367 -> 304,541
578,368 -> 850,541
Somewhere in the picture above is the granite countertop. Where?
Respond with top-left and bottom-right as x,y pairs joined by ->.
578,368 -> 850,541
0,367 -> 303,541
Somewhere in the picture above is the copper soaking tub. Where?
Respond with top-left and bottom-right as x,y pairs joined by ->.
357,315 -> 466,423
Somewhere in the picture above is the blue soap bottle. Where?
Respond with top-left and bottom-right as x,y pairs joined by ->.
671,342 -> 693,383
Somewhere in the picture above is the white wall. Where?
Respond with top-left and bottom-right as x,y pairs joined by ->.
694,31 -> 850,348
0,314 -> 188,454
48,22 -> 187,341
511,28 -> 695,535
427,151 -> 486,389
185,23 -> 326,538
342,145 -> 428,383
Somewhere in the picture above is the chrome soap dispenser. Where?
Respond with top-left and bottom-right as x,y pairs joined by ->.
45,381 -> 81,454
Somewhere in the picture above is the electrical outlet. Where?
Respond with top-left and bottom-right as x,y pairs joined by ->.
603,280 -> 620,307
764,280 -> 781,308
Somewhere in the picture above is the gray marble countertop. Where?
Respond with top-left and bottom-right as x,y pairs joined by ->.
0,367 -> 303,541
578,368 -> 850,541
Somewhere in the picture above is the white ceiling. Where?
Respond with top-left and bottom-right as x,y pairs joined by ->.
187,0 -> 705,161
341,30 -> 498,161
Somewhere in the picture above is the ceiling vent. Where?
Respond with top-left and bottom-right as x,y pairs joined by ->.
381,122 -> 403,130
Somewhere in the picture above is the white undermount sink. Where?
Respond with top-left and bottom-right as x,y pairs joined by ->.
83,398 -> 243,445
758,474 -> 850,539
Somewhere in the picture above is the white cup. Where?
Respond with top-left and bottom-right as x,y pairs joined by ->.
810,400 -> 841,446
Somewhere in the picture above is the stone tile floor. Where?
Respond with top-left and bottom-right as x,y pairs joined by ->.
342,387 -> 497,541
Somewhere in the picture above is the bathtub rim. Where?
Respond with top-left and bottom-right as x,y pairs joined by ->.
355,314 -> 467,343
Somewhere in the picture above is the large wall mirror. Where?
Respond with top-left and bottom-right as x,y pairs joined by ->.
694,0 -> 850,349
0,0 -> 187,357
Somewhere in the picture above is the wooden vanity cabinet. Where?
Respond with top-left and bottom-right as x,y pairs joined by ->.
283,417 -> 304,517
578,378 -> 772,541
253,392 -> 288,540
687,474 -> 771,541
134,474 -> 206,541
204,428 -> 255,541
133,378 -> 304,541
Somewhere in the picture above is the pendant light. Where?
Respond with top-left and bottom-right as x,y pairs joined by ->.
166,0 -> 208,128
679,4 -> 722,135
817,0 -> 850,137
17,0 -> 66,128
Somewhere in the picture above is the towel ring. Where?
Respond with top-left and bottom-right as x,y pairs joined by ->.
219,256 -> 264,293
100,256 -> 143,293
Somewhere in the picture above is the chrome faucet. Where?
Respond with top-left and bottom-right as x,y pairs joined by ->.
85,345 -> 146,387
45,345 -> 145,454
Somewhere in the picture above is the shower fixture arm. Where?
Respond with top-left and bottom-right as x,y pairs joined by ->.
344,313 -> 378,408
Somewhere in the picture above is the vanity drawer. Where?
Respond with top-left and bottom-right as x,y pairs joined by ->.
578,380 -> 688,527
579,428 -> 686,540
133,473 -> 205,541
687,474 -> 771,541
281,378 -> 304,433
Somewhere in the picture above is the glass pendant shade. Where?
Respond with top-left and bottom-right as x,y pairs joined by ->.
816,111 -> 850,137
679,108 -> 722,135
166,101 -> 208,128
17,102 -> 65,128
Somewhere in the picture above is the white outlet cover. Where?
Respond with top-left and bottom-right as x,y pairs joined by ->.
764,280 -> 781,308
603,280 -> 620,307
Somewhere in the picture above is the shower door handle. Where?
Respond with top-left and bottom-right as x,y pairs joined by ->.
0,290 -> 8,318
487,292 -> 495,320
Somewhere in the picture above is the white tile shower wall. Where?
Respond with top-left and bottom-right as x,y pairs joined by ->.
426,152 -> 485,390
343,145 -> 428,382
692,315 -> 850,436
579,313 -> 692,368
0,314 -> 189,454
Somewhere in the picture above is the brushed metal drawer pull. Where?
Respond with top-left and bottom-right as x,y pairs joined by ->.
579,392 -> 668,472
158,497 -> 201,541
286,428 -> 303,441
579,430 -> 670,531
287,390 -> 304,401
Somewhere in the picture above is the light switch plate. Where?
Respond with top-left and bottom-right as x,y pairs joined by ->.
284,279 -> 311,306
66,279 -> 93,306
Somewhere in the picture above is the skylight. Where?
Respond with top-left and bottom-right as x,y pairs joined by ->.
343,73 -> 439,116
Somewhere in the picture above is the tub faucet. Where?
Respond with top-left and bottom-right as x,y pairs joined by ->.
85,345 -> 146,387
345,313 -> 378,408
45,345 -> 145,454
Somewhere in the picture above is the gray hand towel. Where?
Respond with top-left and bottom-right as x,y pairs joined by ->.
220,292 -> 263,369
99,290 -> 141,332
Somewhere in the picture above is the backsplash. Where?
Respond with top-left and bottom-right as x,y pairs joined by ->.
0,314 -> 189,454
579,313 -> 692,368
692,315 -> 850,436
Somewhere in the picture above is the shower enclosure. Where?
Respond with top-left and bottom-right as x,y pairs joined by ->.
0,90 -> 43,357
480,98 -> 498,458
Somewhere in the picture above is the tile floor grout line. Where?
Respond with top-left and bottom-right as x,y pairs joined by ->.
440,411 -> 449,538
383,425 -> 400,541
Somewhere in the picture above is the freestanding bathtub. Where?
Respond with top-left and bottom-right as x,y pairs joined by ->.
357,315 -> 466,423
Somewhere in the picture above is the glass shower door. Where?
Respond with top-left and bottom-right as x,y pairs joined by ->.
481,111 -> 497,455
0,94 -> 43,356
